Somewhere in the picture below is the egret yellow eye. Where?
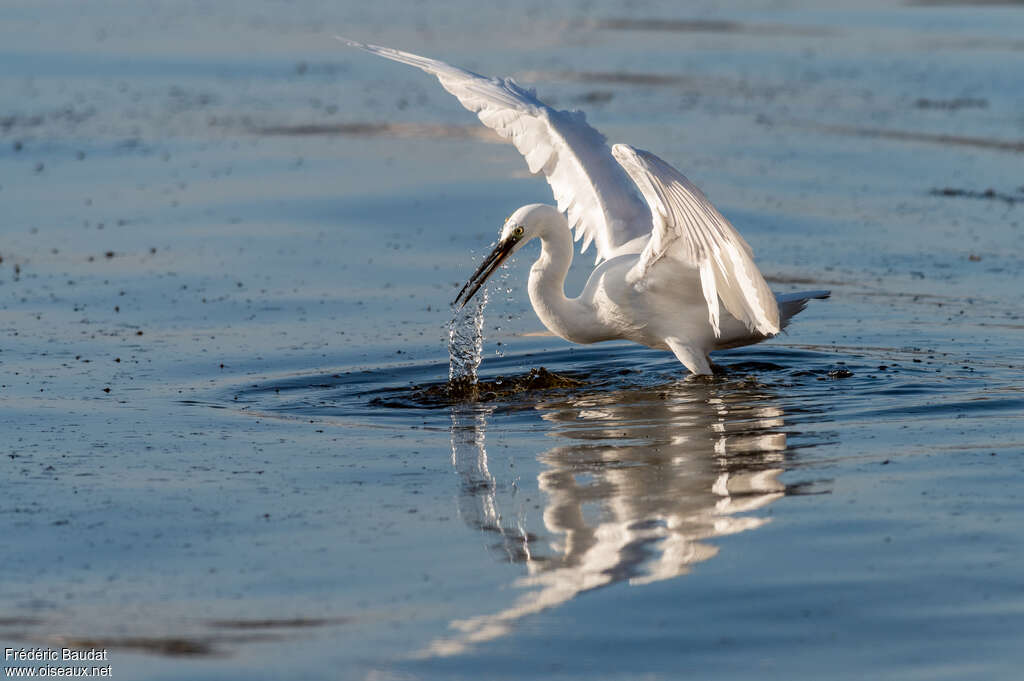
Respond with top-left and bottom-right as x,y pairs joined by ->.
512,225 -> 525,238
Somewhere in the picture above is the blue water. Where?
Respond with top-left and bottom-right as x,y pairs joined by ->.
1,1 -> 1023,679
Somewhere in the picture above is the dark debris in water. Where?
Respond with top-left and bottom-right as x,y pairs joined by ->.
365,361 -> 815,410
370,367 -> 583,408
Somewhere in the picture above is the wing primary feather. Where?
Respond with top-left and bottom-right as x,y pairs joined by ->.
339,38 -> 652,262
699,260 -> 721,336
611,143 -> 780,337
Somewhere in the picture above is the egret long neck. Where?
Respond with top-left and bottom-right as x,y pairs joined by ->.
527,222 -> 595,344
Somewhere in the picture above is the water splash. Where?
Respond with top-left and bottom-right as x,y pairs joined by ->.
448,287 -> 488,388
492,266 -> 515,359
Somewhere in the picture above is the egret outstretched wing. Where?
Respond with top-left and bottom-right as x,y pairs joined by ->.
611,144 -> 780,337
340,39 -> 650,261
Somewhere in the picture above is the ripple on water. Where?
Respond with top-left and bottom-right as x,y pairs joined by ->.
219,344 -> 844,418
210,341 -> 1019,448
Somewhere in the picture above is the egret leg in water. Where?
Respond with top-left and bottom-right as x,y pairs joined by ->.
341,39 -> 830,375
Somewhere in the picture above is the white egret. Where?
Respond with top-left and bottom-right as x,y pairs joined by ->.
341,39 -> 829,375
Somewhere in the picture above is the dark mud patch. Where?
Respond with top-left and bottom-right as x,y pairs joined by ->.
930,186 -> 1024,204
817,124 -> 1024,154
563,71 -> 695,87
52,637 -> 225,657
915,97 -> 988,110
207,617 -> 350,630
370,367 -> 584,409
0,107 -> 97,134
766,274 -> 852,287
537,70 -> 794,99
592,18 -> 833,37
248,121 -> 499,141
576,90 -> 615,104
0,617 -> 45,627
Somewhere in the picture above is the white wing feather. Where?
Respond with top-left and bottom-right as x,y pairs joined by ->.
611,144 -> 780,337
339,39 -> 650,261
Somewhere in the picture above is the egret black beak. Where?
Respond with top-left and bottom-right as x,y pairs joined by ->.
453,236 -> 516,308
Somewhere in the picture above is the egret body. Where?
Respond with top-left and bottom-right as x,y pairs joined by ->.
342,40 -> 829,375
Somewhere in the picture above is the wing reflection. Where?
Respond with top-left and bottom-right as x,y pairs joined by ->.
432,380 -> 794,657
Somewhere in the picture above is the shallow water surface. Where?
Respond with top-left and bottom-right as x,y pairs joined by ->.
2,1 -> 1023,679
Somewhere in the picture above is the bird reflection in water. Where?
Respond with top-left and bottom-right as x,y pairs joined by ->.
432,378 -> 799,657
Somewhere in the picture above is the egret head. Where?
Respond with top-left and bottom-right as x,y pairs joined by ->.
453,204 -> 558,308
